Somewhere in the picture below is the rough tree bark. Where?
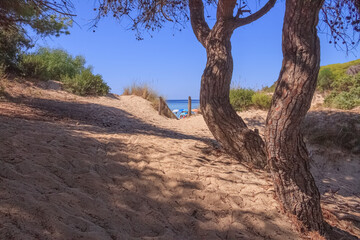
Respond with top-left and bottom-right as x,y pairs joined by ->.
199,19 -> 267,168
265,0 -> 325,234
189,0 -> 276,168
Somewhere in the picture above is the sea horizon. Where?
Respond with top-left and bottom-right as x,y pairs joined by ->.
166,99 -> 200,111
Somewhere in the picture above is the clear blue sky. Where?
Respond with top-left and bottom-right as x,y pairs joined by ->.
37,0 -> 359,99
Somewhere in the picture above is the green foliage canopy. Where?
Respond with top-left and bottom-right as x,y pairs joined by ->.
0,0 -> 73,36
0,27 -> 32,71
0,0 -> 73,72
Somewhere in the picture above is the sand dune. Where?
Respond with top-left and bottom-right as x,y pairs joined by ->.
0,80 -> 359,239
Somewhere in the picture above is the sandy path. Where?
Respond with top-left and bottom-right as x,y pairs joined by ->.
0,80 -> 359,239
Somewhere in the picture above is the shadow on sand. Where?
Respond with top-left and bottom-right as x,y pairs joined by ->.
0,96 -> 358,239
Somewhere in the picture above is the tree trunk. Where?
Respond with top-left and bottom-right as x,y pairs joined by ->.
264,0 -> 325,234
200,21 -> 267,168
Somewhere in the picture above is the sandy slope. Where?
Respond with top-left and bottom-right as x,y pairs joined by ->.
0,80 -> 359,240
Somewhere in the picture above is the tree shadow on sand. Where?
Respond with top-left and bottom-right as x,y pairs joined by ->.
0,97 -> 359,239
3,96 -> 215,143
302,110 -> 360,238
0,114 -> 303,240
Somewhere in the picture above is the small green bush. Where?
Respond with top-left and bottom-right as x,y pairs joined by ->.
19,47 -> 110,97
251,92 -> 272,110
62,68 -> 110,96
323,74 -> 360,110
318,68 -> 335,91
20,47 -> 85,81
229,88 -> 255,111
325,87 -> 360,110
330,75 -> 358,92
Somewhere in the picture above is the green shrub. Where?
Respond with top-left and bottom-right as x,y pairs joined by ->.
18,47 -> 110,96
229,88 -> 255,111
323,74 -> 360,110
318,68 -> 335,91
324,86 -> 360,110
62,68 -> 110,96
20,47 -> 85,80
330,75 -> 358,92
0,27 -> 33,73
251,92 -> 272,110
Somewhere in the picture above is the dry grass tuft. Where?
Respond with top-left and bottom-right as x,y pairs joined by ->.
122,83 -> 161,109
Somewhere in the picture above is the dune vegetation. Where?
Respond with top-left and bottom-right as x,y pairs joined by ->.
21,48 -> 110,96
252,59 -> 360,111
318,60 -> 360,110
229,88 -> 272,111
123,83 -> 162,110
0,38 -> 110,97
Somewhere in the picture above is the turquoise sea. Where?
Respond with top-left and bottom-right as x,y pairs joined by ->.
166,99 -> 200,111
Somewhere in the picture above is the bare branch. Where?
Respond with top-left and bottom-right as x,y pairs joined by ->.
95,0 -> 189,40
233,0 -> 277,29
189,0 -> 210,47
235,6 -> 251,18
160,1 -> 173,22
320,0 -> 360,52
30,0 -> 76,17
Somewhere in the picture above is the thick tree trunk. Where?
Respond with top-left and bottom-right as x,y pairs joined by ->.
265,0 -> 325,234
200,21 -> 267,168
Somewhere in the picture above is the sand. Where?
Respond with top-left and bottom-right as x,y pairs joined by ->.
0,79 -> 359,240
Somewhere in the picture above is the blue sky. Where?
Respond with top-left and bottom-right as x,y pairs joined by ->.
37,0 -> 359,99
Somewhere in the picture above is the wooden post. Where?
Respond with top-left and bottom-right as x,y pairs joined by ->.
188,96 -> 192,117
159,97 -> 163,115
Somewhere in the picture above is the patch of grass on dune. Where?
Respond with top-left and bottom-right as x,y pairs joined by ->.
123,83 -> 162,109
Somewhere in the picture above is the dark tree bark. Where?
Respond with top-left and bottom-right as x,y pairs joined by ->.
189,0 -> 276,168
199,22 -> 267,168
265,0 -> 325,234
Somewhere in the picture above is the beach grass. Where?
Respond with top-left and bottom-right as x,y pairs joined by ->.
123,83 -> 161,109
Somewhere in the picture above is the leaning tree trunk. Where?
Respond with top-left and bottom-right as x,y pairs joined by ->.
264,0 -> 325,234
200,21 -> 267,168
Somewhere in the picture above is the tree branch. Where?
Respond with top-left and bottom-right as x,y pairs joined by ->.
160,0 -> 173,22
232,0 -> 277,29
235,6 -> 251,18
30,0 -> 76,17
352,0 -> 360,12
189,0 -> 210,48
217,0 -> 237,19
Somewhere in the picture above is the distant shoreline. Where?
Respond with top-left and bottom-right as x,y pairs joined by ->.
166,99 -> 200,102
166,99 -> 200,111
